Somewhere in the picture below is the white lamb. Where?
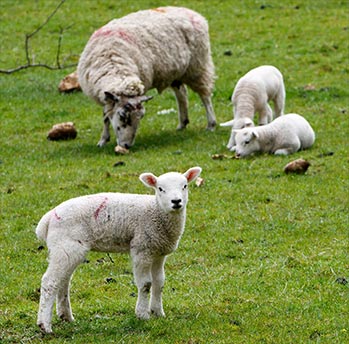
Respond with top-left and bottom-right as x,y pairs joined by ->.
220,65 -> 286,151
78,6 -> 216,149
234,113 -> 315,157
35,167 -> 202,333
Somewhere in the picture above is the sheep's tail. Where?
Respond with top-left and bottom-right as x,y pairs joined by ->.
35,211 -> 52,242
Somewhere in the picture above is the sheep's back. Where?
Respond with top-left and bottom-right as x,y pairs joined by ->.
78,7 -> 213,101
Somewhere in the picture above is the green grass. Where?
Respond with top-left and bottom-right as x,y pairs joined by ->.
1,0 -> 348,343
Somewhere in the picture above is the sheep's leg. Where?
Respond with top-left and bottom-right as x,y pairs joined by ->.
199,93 -> 216,131
171,83 -> 189,130
150,256 -> 166,317
259,104 -> 273,125
97,110 -> 111,147
132,253 -> 152,320
37,244 -> 86,333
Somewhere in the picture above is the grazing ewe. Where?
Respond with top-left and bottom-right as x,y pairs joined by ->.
220,65 -> 285,151
78,6 -> 216,149
35,167 -> 202,333
234,113 -> 315,157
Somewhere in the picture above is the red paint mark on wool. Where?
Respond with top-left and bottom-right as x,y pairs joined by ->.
92,27 -> 135,44
182,9 -> 202,30
151,7 -> 167,13
94,197 -> 108,220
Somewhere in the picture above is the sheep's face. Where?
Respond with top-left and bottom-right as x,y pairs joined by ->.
104,92 -> 153,148
140,167 -> 202,213
234,128 -> 260,158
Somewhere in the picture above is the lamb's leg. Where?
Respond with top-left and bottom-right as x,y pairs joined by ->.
38,244 -> 86,333
97,111 -> 111,147
199,93 -> 216,131
273,89 -> 285,117
56,274 -> 75,323
171,83 -> 189,130
150,256 -> 166,317
259,104 -> 273,125
132,253 -> 152,320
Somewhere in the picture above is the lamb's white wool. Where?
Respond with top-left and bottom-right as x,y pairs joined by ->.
220,65 -> 285,151
234,113 -> 315,157
78,6 -> 216,149
36,167 -> 202,334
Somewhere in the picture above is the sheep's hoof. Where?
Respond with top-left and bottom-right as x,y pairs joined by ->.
38,322 -> 53,334
206,123 -> 216,131
151,309 -> 166,317
136,310 -> 151,320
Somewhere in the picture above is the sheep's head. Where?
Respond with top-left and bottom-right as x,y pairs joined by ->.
139,167 -> 202,213
104,92 -> 153,148
234,128 -> 260,158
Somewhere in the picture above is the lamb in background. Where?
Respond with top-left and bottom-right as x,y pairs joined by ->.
234,113 -> 315,157
220,65 -> 285,151
35,166 -> 202,333
78,6 -> 216,149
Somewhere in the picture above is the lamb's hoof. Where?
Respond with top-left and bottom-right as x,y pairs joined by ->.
59,313 -> 75,322
38,322 -> 53,334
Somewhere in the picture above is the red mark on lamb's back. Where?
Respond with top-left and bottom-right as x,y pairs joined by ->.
94,196 -> 108,219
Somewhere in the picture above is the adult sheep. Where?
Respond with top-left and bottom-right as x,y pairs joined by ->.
35,166 -> 202,333
78,6 -> 216,149
234,113 -> 315,157
220,65 -> 285,151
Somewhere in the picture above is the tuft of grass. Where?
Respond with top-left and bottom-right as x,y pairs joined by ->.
1,0 -> 348,343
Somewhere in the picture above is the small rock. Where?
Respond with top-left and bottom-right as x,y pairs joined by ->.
47,122 -> 77,141
58,71 -> 81,93
195,177 -> 204,187
284,158 -> 310,174
114,145 -> 129,155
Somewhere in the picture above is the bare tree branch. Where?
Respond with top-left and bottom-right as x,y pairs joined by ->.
0,0 -> 77,74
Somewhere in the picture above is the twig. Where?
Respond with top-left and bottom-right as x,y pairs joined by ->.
0,0 -> 77,74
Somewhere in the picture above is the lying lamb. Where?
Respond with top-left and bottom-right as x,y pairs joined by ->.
234,113 -> 315,157
35,167 -> 202,333
78,6 -> 216,149
220,65 -> 285,151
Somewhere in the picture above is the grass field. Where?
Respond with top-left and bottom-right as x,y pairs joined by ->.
0,0 -> 348,343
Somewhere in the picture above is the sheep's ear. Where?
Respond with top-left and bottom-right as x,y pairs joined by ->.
139,95 -> 153,103
139,173 -> 157,188
104,92 -> 119,103
183,167 -> 202,183
220,119 -> 235,127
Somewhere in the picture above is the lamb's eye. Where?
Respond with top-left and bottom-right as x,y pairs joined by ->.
158,187 -> 164,192
124,104 -> 133,112
245,140 -> 250,145
183,184 -> 188,190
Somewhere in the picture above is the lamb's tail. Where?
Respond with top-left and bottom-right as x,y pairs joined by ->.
35,211 -> 52,242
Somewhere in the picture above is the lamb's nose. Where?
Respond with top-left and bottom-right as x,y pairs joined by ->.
171,199 -> 182,209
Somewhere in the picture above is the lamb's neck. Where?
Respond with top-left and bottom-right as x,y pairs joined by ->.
255,125 -> 277,153
234,94 -> 255,118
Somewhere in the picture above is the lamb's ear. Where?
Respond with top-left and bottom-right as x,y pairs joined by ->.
139,173 -> 158,188
104,92 -> 120,103
183,167 -> 202,183
244,119 -> 254,127
251,129 -> 259,139
220,119 -> 235,127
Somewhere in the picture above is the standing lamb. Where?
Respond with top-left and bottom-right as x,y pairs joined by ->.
78,6 -> 216,149
234,113 -> 315,157
220,65 -> 286,151
35,167 -> 201,334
